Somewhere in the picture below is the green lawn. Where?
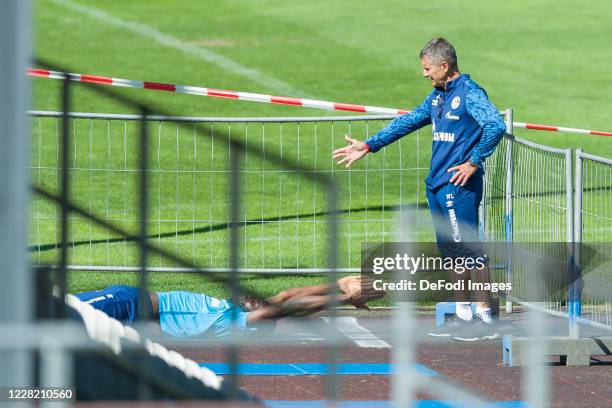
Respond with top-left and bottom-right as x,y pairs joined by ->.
32,0 -> 612,299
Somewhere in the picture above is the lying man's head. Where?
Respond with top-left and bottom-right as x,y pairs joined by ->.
239,294 -> 269,312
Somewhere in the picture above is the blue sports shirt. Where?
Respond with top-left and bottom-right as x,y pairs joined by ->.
364,74 -> 506,191
157,291 -> 249,338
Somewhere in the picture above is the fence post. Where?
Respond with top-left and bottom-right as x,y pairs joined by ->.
138,107 -> 150,319
57,74 -> 72,319
325,181 -> 340,403
569,149 -> 582,339
566,149 -> 574,244
136,107 -> 153,400
227,141 -> 243,398
0,0 -> 31,389
504,109 -> 514,314
573,150 -> 583,249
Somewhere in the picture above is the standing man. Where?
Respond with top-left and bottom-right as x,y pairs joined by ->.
332,38 -> 506,341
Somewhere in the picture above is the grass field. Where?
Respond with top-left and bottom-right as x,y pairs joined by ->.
32,0 -> 612,299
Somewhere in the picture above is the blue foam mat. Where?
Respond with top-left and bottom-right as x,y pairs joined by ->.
199,363 -> 438,376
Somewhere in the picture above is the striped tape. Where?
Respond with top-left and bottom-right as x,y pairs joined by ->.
27,68 -> 612,137
514,122 -> 612,137
27,68 -> 407,116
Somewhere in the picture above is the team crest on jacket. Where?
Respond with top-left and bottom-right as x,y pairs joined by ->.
451,96 -> 461,110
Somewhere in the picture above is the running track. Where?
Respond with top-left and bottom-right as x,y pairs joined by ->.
162,312 -> 612,408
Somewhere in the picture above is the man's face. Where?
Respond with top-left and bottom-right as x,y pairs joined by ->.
421,55 -> 448,88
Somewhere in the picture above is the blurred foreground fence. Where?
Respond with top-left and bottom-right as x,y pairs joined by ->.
17,57 -> 610,406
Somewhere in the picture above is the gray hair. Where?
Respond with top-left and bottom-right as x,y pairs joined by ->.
419,38 -> 459,72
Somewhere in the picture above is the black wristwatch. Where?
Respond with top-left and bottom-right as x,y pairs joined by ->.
468,159 -> 479,169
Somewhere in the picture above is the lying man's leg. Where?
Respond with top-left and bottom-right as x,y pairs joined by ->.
75,285 -> 154,323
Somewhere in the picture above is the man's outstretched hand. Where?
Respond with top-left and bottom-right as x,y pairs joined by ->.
337,275 -> 386,310
332,135 -> 369,168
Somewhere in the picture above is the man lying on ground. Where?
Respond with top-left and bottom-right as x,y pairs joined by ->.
74,276 -> 384,338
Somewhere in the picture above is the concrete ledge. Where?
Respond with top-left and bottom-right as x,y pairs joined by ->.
503,335 -> 612,366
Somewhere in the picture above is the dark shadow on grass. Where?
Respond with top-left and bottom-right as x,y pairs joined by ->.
32,181 -> 612,254
30,202 -> 430,253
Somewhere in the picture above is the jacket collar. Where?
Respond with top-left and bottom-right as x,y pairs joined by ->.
444,73 -> 468,92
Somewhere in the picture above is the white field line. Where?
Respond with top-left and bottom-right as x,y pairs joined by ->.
49,0 -> 313,98
322,316 -> 391,348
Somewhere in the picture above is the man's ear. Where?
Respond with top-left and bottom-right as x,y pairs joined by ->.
441,61 -> 449,74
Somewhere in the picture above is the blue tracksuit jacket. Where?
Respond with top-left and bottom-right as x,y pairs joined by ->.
364,74 -> 506,191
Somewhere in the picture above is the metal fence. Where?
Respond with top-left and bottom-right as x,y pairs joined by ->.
487,135 -> 573,316
573,151 -> 612,331
28,109 -> 612,335
484,128 -> 612,334
29,111 -> 430,273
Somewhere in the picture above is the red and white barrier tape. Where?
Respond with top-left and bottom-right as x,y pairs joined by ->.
513,122 -> 612,137
27,68 -> 612,137
27,68 -> 407,116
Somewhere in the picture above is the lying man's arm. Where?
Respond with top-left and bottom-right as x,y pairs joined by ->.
249,279 -> 385,323
266,283 -> 332,305
266,275 -> 371,309
247,293 -> 353,323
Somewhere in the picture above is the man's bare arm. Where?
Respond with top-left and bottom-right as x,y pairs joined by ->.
266,284 -> 332,305
266,275 -> 367,306
248,293 -> 352,323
